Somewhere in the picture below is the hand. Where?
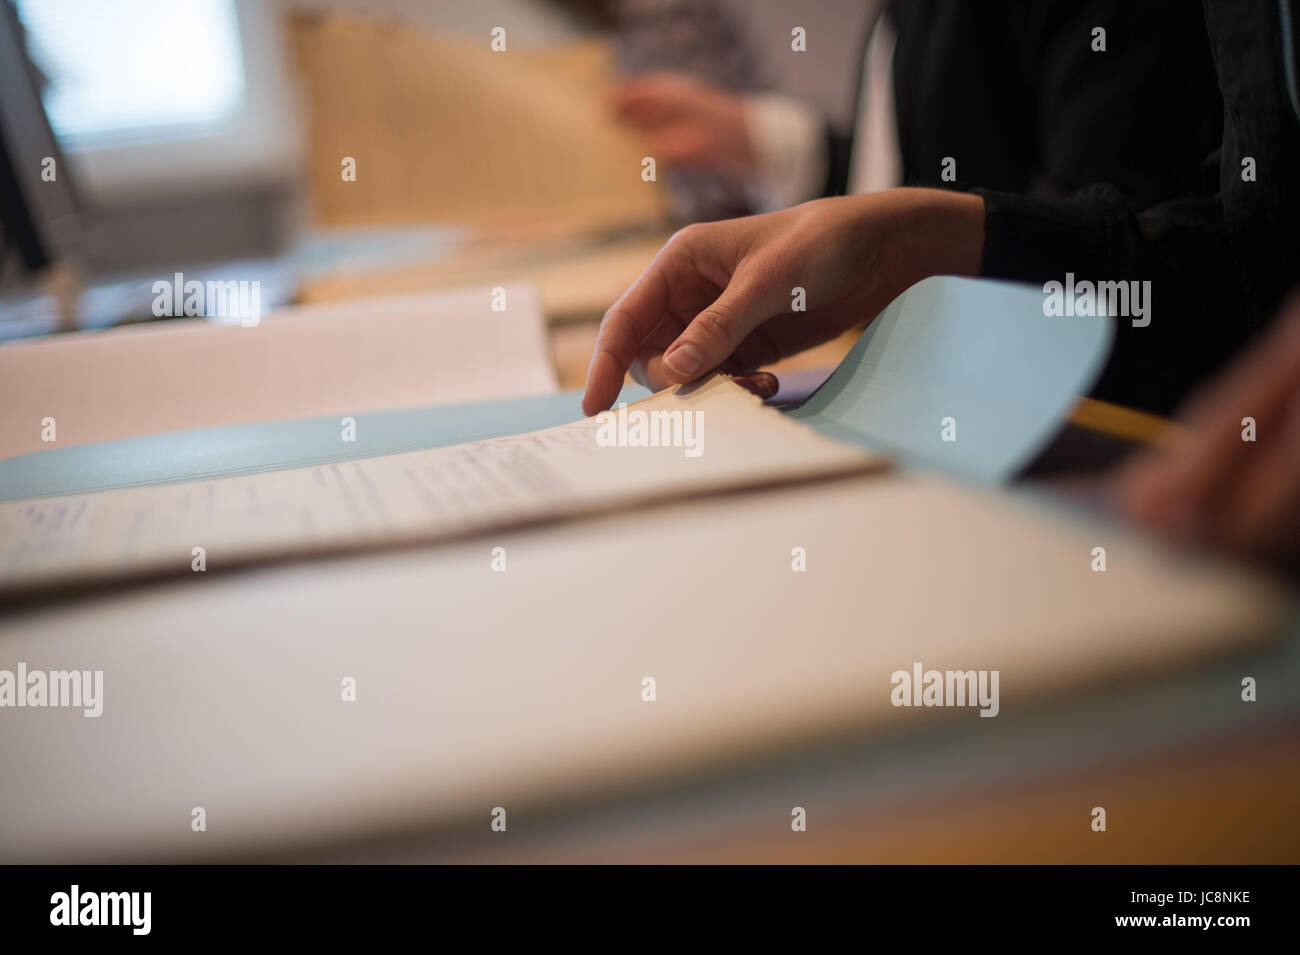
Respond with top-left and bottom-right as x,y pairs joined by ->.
613,71 -> 755,175
582,189 -> 986,414
1119,294 -> 1300,562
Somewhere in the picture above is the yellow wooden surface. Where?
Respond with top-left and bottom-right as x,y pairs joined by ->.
478,727 -> 1300,864
690,731 -> 1300,863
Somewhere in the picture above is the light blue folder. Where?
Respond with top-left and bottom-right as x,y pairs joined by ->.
0,276 -> 1112,501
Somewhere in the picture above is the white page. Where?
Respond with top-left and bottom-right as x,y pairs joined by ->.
0,377 -> 882,595
0,284 -> 557,459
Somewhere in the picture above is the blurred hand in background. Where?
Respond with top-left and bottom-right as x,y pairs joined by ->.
612,71 -> 755,176
1120,293 -> 1300,564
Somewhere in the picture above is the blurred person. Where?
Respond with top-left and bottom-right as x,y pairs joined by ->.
611,0 -> 768,221
614,1 -> 1220,217
584,1 -> 1300,417
611,0 -> 872,216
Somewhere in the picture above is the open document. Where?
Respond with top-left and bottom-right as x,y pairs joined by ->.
0,284 -> 558,459
0,377 -> 883,597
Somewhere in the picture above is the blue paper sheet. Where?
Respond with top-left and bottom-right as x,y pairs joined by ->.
791,276 -> 1113,482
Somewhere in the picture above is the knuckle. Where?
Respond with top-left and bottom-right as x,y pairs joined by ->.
592,343 -> 622,370
668,222 -> 708,248
752,251 -> 794,287
599,304 -> 633,328
692,304 -> 735,345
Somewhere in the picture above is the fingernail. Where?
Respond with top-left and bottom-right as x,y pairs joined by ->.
732,373 -> 780,399
664,343 -> 705,378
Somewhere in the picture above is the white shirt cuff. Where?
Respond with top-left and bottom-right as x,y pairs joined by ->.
741,93 -> 826,213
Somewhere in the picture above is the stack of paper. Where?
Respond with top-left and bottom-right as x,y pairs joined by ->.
0,378 -> 881,597
0,284 -> 556,459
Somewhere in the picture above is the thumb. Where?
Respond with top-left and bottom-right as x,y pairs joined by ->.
661,272 -> 784,383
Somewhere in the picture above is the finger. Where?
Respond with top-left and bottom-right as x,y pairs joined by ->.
1159,402 -> 1282,523
1216,394 -> 1300,557
1220,448 -> 1300,559
584,302 -> 666,416
1114,450 -> 1221,546
1121,333 -> 1300,539
1116,454 -> 1179,530
636,350 -> 747,394
612,75 -> 687,123
1177,306 -> 1300,430
629,351 -> 657,392
1161,316 -> 1300,476
583,245 -> 686,415
614,92 -> 673,127
660,268 -> 788,385
731,372 -> 780,399
647,126 -> 713,165
1121,296 -> 1300,541
1127,357 -> 1300,535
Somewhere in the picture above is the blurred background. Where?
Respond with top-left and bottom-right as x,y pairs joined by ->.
0,0 -> 872,346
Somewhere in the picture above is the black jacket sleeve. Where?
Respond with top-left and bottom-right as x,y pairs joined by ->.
974,186 -> 1238,413
890,0 -> 1221,206
972,0 -> 1300,413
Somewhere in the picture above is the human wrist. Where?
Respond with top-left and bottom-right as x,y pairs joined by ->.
876,188 -> 986,288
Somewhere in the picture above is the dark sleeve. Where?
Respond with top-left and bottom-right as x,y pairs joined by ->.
1022,0 -> 1221,204
970,0 -> 1300,414
821,128 -> 854,198
973,185 -> 1239,414
1204,0 -> 1300,329
890,0 -> 1220,205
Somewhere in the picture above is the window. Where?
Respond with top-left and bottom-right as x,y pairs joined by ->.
15,0 -> 246,150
